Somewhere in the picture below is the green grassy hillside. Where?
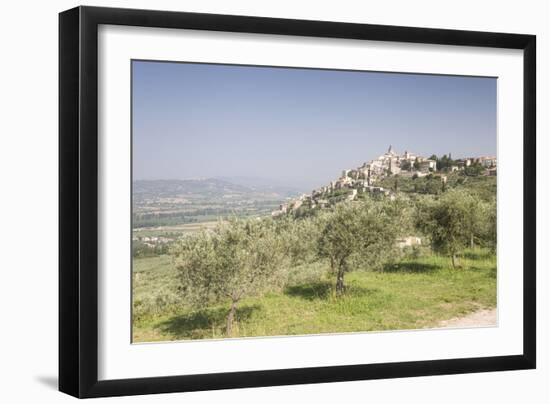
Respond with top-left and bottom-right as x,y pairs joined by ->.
132,249 -> 496,342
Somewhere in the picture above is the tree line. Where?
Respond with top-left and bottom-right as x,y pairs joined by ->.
170,188 -> 496,336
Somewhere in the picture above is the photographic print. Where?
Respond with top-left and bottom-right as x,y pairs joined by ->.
131,61 -> 497,343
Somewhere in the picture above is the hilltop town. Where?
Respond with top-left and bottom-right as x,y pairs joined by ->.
272,145 -> 497,216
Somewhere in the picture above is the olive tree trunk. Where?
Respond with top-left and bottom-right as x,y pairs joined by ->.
335,259 -> 347,296
226,300 -> 238,337
451,253 -> 459,269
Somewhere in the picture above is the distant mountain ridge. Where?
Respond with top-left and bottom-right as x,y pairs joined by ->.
133,178 -> 251,197
133,178 -> 301,200
214,176 -> 303,196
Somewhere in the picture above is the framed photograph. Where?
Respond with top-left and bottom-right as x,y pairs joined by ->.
59,6 -> 536,398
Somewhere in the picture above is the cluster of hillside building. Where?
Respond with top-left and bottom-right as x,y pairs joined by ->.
132,235 -> 173,248
272,146 -> 497,217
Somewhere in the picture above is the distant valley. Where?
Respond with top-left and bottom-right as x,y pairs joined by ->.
133,178 -> 301,229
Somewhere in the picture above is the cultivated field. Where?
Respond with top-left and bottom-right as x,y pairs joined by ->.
132,221 -> 220,238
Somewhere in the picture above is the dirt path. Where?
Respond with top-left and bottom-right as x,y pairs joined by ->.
438,308 -> 497,328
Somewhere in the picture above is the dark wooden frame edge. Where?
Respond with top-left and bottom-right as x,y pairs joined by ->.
59,5 -> 536,398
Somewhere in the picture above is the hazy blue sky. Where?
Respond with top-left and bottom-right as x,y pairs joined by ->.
132,60 -> 496,190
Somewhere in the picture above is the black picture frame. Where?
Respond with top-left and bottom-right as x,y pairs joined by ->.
59,5 -> 536,398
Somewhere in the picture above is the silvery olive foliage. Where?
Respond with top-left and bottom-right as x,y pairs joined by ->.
273,215 -> 323,267
415,188 -> 495,267
171,218 -> 289,335
317,200 -> 401,295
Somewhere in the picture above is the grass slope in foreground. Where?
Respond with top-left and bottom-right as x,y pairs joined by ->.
132,249 -> 496,342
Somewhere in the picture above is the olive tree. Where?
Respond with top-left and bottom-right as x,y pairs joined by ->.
172,218 -> 287,336
416,189 -> 485,268
270,216 -> 315,266
318,201 -> 399,296
477,197 -> 497,251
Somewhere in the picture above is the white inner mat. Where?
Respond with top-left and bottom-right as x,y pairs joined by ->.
98,24 -> 524,381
